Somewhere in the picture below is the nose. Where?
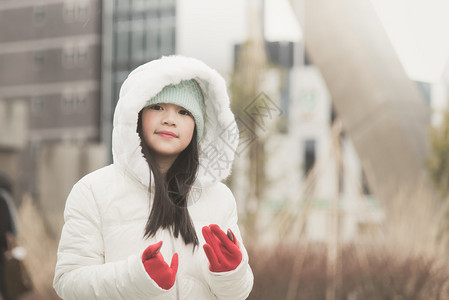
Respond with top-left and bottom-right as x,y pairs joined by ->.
161,107 -> 177,126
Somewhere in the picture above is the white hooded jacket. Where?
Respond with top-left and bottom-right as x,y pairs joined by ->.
53,56 -> 254,299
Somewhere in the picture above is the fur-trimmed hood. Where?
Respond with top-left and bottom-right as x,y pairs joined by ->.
112,55 -> 238,188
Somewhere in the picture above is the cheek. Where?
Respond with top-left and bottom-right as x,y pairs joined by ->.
141,112 -> 155,139
184,118 -> 195,138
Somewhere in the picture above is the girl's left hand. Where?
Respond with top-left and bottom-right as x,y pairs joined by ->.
142,241 -> 178,290
202,224 -> 242,272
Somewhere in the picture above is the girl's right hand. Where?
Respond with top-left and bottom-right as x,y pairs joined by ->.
202,224 -> 242,272
142,241 -> 178,290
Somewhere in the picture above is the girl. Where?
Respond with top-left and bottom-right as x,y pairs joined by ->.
53,55 -> 254,299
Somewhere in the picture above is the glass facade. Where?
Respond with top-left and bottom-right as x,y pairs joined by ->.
111,0 -> 176,107
100,0 -> 177,158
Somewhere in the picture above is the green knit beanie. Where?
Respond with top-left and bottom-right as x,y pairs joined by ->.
145,79 -> 204,141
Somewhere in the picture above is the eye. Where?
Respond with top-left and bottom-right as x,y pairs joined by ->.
148,104 -> 163,111
179,109 -> 191,116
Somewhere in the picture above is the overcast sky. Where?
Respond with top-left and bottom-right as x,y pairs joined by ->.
177,0 -> 449,83
177,0 -> 247,75
370,0 -> 449,82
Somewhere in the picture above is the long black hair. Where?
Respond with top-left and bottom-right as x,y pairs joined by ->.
137,109 -> 200,247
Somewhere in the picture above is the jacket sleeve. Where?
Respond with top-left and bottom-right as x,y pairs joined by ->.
205,186 -> 254,300
53,181 -> 171,300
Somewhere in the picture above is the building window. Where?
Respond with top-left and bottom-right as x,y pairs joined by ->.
61,92 -> 88,113
33,5 -> 46,24
133,0 -> 147,10
299,89 -> 317,112
131,17 -> 146,62
113,1 -> 176,65
64,1 -> 76,21
159,8 -> 175,55
330,104 -> 337,124
31,97 -> 45,114
114,71 -> 128,104
304,49 -> 312,65
75,92 -> 87,112
115,20 -> 131,63
361,169 -> 371,195
62,94 -> 75,114
115,0 -> 130,11
78,0 -> 90,22
304,139 -> 316,176
110,0 -> 176,111
62,47 -> 76,67
62,45 -> 89,68
63,0 -> 90,23
77,46 -> 89,66
34,51 -> 46,66
147,18 -> 160,58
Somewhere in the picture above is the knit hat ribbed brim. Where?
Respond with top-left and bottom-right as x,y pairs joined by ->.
145,79 -> 204,141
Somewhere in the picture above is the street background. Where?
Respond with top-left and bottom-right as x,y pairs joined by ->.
1,0 -> 449,299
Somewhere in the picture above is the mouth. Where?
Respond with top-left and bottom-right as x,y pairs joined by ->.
155,131 -> 177,138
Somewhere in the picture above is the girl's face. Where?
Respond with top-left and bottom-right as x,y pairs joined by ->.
141,103 -> 195,162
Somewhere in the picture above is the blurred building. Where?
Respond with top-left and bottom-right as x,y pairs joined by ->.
292,0 -> 432,207
228,0 -> 385,244
0,1 -> 102,145
258,0 -> 448,244
251,53 -> 385,243
101,0 -> 177,154
261,61 -> 384,243
0,0 -> 105,231
0,1 -> 102,188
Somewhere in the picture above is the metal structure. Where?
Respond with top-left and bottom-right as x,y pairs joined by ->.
290,0 -> 433,203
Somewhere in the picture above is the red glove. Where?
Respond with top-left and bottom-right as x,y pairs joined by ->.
202,224 -> 242,272
142,241 -> 178,290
